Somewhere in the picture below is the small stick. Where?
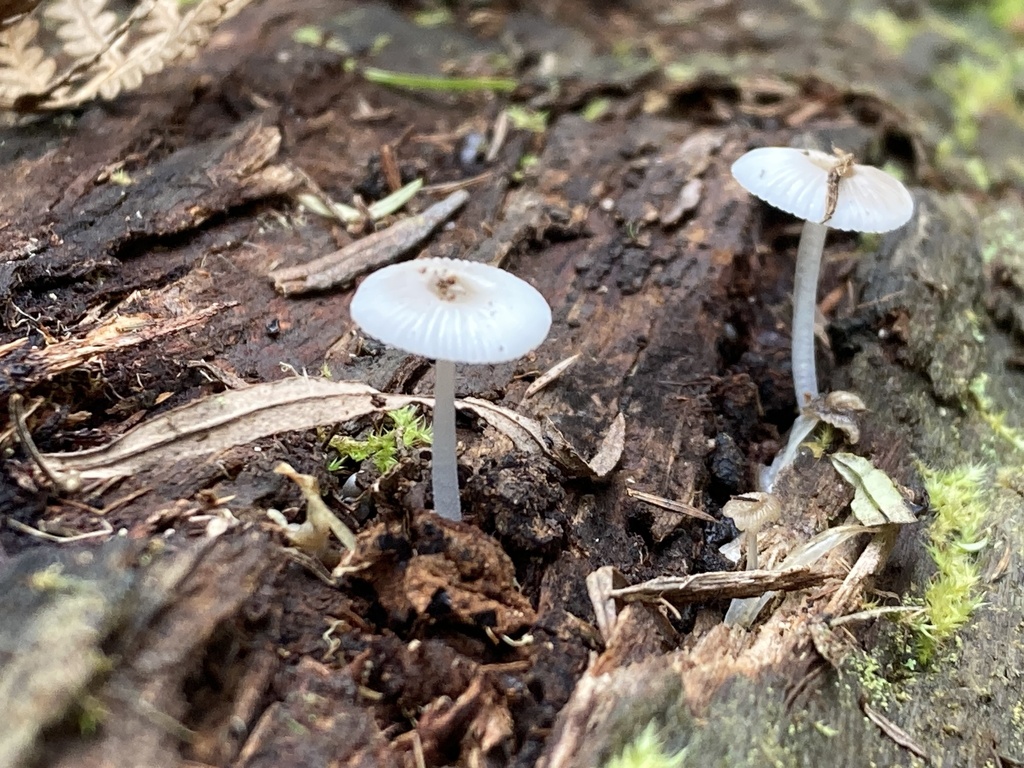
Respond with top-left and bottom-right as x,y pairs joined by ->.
269,189 -> 469,295
9,394 -> 81,493
380,143 -> 402,193
627,487 -> 717,523
8,517 -> 112,543
522,353 -> 580,399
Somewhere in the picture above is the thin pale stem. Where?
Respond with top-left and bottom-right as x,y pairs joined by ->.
430,359 -> 461,521
758,412 -> 821,492
791,220 -> 829,407
745,529 -> 758,571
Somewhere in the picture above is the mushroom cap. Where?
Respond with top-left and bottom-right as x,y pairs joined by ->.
350,257 -> 552,363
731,147 -> 914,233
722,492 -> 782,532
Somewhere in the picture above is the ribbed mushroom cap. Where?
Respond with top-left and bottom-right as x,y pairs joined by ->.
731,147 -> 914,233
722,492 -> 782,532
350,257 -> 552,364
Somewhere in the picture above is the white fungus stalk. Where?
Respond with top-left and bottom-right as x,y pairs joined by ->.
431,358 -> 461,520
790,220 -> 829,404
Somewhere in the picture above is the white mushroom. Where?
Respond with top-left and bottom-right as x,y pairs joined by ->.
731,146 -> 914,407
732,147 -> 913,492
350,257 -> 552,521
722,491 -> 781,571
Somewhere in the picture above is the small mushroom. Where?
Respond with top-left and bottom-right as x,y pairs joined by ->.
722,491 -> 782,571
731,146 -> 914,407
350,257 -> 552,521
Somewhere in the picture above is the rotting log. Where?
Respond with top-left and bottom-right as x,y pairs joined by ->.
0,0 -> 1022,767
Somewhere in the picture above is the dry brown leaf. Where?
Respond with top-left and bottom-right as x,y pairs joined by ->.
38,378 -> 623,484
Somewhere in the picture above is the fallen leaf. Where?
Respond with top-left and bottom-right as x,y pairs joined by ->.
830,453 -> 917,526
38,378 -> 621,484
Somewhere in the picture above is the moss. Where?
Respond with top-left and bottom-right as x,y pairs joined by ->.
854,9 -> 917,53
986,0 -> 1024,29
505,105 -> 548,133
970,373 -> 1024,452
602,722 -> 688,768
912,463 -> 989,663
327,405 -> 432,474
845,652 -> 898,710
935,55 -> 1022,150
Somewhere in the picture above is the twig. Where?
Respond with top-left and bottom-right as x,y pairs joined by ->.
61,487 -> 151,516
523,353 -> 580,399
861,699 -> 929,761
9,394 -> 81,493
420,171 -> 493,195
7,517 -> 113,542
827,605 -> 924,628
608,565 -> 837,607
627,487 -> 717,523
268,190 -> 469,295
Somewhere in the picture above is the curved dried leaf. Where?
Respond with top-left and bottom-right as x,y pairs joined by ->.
37,377 -> 619,482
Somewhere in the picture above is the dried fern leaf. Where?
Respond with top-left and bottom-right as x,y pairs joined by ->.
42,0 -> 249,108
44,0 -> 117,58
38,0 -> 156,105
0,16 -> 55,103
0,0 -> 43,29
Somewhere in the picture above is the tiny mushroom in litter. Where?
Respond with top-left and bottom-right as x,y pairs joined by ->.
722,491 -> 782,571
350,257 -> 552,522
730,147 -> 914,408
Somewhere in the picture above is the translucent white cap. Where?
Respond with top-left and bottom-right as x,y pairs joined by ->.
731,147 -> 914,233
350,257 -> 552,363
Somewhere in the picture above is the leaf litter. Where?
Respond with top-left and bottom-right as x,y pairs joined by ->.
34,376 -> 624,484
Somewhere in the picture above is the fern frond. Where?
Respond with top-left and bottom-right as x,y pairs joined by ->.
0,16 -> 56,101
44,0 -> 118,58
41,0 -> 249,108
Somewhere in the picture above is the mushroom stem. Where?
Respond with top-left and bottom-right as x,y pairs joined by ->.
791,220 -> 829,407
431,358 -> 461,521
758,412 -> 821,492
744,528 -> 759,571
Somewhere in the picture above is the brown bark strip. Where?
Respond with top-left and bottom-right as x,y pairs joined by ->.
1,120 -> 298,300
608,565 -> 840,606
0,302 -> 236,399
268,189 -> 469,295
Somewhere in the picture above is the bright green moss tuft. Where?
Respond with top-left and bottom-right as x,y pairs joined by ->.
603,722 -> 687,768
327,405 -> 432,474
913,464 -> 989,663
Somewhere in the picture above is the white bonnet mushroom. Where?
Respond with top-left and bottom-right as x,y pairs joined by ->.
350,257 -> 552,364
731,147 -> 914,233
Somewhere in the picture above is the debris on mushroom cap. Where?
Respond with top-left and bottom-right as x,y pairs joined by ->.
730,147 -> 914,233
822,390 -> 867,412
351,257 -> 552,364
722,492 -> 782,532
805,390 -> 868,444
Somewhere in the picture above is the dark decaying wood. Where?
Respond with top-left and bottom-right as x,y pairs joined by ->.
0,0 -> 1022,767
